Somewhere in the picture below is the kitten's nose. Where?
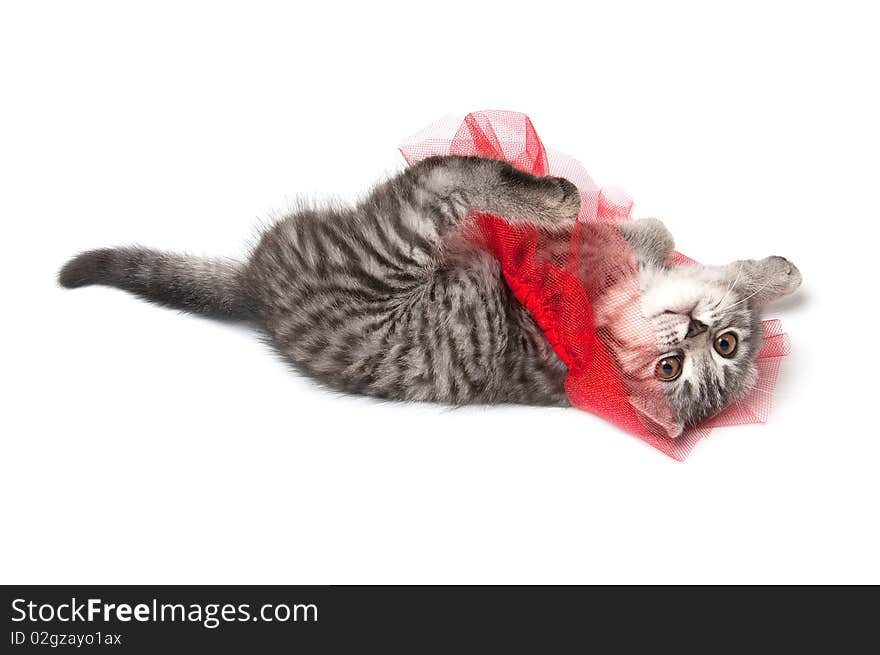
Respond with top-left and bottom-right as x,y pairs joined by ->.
686,318 -> 708,337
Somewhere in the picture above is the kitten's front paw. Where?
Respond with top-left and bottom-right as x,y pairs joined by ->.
540,176 -> 581,222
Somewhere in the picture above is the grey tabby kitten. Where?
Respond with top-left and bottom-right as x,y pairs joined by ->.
59,155 -> 802,437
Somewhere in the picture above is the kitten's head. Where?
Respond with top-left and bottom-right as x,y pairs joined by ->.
624,257 -> 801,436
583,221 -> 802,439
639,256 -> 801,434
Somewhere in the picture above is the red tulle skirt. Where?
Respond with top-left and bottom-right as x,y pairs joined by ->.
400,111 -> 789,460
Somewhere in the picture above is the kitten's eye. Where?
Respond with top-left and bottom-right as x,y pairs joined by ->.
714,332 -> 738,358
655,354 -> 683,381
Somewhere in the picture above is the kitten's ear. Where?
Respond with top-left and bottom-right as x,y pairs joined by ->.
617,218 -> 675,267
728,256 -> 802,307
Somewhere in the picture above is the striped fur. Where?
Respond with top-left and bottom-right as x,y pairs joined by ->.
59,155 -> 801,430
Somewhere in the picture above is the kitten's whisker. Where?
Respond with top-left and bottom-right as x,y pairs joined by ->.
718,277 -> 774,312
742,383 -> 775,396
714,263 -> 742,311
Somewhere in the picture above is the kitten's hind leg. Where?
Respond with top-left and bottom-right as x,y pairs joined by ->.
408,155 -> 581,228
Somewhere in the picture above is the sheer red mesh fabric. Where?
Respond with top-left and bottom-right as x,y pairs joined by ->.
400,111 -> 789,460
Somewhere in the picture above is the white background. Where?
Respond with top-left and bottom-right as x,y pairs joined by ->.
2,1 -> 878,584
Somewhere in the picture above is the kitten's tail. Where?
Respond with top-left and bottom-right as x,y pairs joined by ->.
58,247 -> 253,320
